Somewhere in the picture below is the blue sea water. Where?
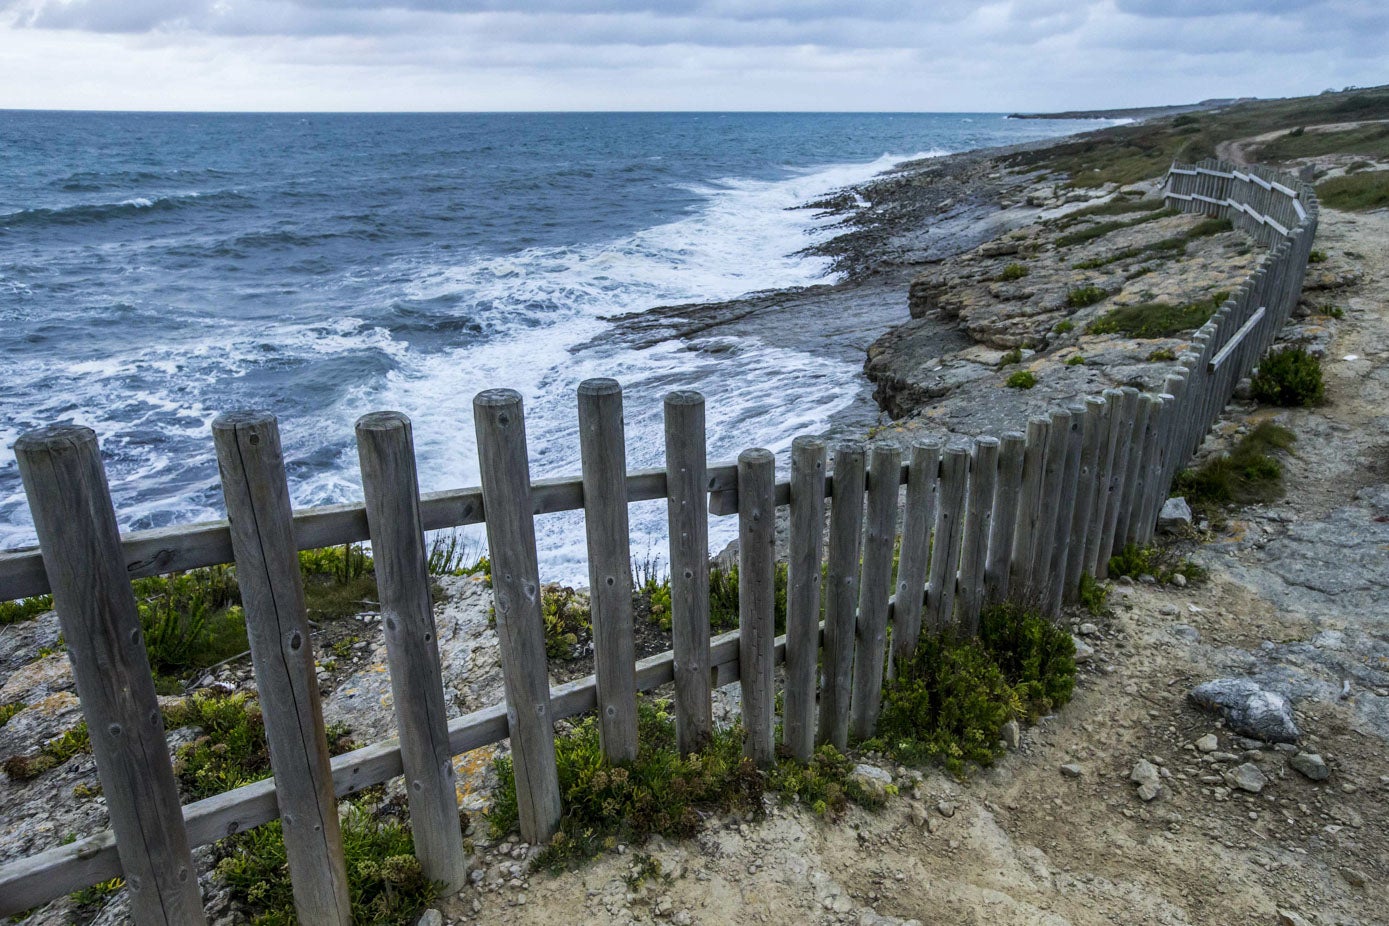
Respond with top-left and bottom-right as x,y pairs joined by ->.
0,111 -> 1096,576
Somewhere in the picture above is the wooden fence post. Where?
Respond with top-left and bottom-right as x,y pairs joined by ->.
737,448 -> 777,766
577,379 -> 639,764
1097,388 -> 1140,572
1084,390 -> 1122,577
1031,408 -> 1071,603
1114,392 -> 1152,546
355,412 -> 468,891
472,390 -> 562,844
892,439 -> 942,664
663,391 -> 713,757
850,445 -> 901,741
15,426 -> 208,926
924,445 -> 969,633
985,431 -> 1025,604
818,442 -> 864,749
212,412 -> 351,925
1009,417 -> 1049,597
957,436 -> 999,634
784,435 -> 826,761
1044,406 -> 1085,615
1064,396 -> 1106,599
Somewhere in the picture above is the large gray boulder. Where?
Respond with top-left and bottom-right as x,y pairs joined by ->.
1188,678 -> 1300,743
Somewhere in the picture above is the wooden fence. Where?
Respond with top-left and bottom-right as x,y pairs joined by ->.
0,161 -> 1318,922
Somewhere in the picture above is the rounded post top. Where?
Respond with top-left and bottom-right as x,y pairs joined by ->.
999,430 -> 1026,446
791,434 -> 827,453
663,389 -> 705,408
473,388 -> 522,410
910,435 -> 944,451
1048,408 -> 1072,425
1084,395 -> 1108,410
833,439 -> 866,457
577,378 -> 621,397
975,435 -> 1000,449
738,447 -> 775,466
212,409 -> 277,432
1119,386 -> 1141,397
355,410 -> 411,433
14,424 -> 97,455
1027,415 -> 1050,431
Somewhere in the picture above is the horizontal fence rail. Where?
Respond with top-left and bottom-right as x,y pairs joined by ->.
0,160 -> 1318,921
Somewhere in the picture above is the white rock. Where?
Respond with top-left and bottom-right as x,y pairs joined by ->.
1195,733 -> 1219,753
1158,497 -> 1193,531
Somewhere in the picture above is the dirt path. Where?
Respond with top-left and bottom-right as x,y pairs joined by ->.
436,206 -> 1389,926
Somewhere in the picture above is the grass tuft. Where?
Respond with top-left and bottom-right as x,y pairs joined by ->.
1005,370 -> 1037,390
1088,291 -> 1227,339
1316,170 -> 1389,211
1250,346 -> 1325,406
1174,422 -> 1295,516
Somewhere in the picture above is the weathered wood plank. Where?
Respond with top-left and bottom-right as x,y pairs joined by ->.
784,435 -> 827,761
925,445 -> 969,633
1045,406 -> 1084,616
472,390 -> 562,845
1064,396 -> 1107,598
213,411 -> 351,925
577,379 -> 639,763
984,431 -> 1025,604
956,436 -> 999,633
14,426 -> 207,926
663,391 -> 713,756
355,412 -> 468,890
891,439 -> 942,664
849,445 -> 901,741
737,448 -> 777,766
1009,417 -> 1050,597
818,442 -> 865,750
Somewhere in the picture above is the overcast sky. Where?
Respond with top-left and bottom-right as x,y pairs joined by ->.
0,0 -> 1384,112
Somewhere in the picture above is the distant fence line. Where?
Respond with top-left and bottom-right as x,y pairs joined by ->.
0,160 -> 1318,923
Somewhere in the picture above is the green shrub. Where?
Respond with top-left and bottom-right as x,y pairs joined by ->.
298,544 -> 379,621
133,567 -> 247,681
2,723 -> 91,780
768,743 -> 881,817
542,586 -> 592,659
874,634 -> 1020,776
998,347 -> 1023,366
1065,355 -> 1086,366
0,595 -> 53,626
1316,170 -> 1389,211
1250,346 -> 1324,406
1088,291 -> 1227,338
707,562 -> 789,633
1147,347 -> 1177,362
426,531 -> 490,579
1174,422 -> 1295,515
1077,573 -> 1108,616
0,702 -> 23,728
1066,285 -> 1107,308
1005,370 -> 1036,389
998,262 -> 1029,281
1054,320 -> 1075,334
977,602 -> 1076,721
1308,249 -> 1328,263
1107,544 -> 1209,586
1322,305 -> 1346,319
488,699 -> 763,868
1172,114 -> 1200,127
216,800 -> 438,926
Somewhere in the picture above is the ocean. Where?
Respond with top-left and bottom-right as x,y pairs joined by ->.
0,111 -> 1096,578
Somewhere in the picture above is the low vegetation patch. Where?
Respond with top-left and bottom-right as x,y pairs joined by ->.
1174,421 -> 1296,517
1066,285 -> 1107,309
1250,346 -> 1325,406
1077,573 -> 1108,616
998,347 -> 1023,366
1255,123 -> 1389,163
1107,544 -> 1208,586
997,262 -> 1029,281
1088,291 -> 1227,339
1316,170 -> 1389,211
0,595 -> 53,625
1051,197 -> 1166,228
2,722 -> 91,780
1147,347 -> 1177,362
1065,355 -> 1086,366
216,800 -> 437,926
489,699 -> 765,869
1054,208 -> 1175,247
1005,370 -> 1036,390
1054,320 -> 1075,334
1308,249 -> 1328,264
869,602 -> 1075,776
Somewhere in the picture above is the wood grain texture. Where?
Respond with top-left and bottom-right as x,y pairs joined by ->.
891,439 -> 942,664
1085,390 -> 1123,577
849,444 -> 901,741
663,391 -> 713,756
956,436 -> 999,634
1064,397 -> 1107,598
985,431 -> 1025,605
472,390 -> 562,845
1044,407 -> 1085,615
212,411 -> 351,925
737,448 -> 777,766
14,426 -> 207,926
924,445 -> 969,633
1032,408 -> 1071,608
577,379 -> 639,763
818,442 -> 865,750
1009,417 -> 1050,598
355,412 -> 467,890
1097,388 -> 1140,573
784,435 -> 827,761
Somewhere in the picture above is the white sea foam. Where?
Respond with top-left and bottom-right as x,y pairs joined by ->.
1,150 -> 938,580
